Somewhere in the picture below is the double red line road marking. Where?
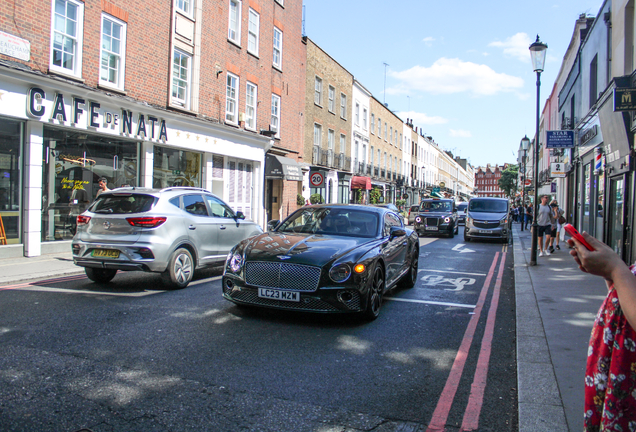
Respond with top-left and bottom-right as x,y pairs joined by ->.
426,250 -> 507,432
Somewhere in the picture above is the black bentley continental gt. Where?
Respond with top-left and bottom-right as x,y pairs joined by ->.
222,204 -> 419,320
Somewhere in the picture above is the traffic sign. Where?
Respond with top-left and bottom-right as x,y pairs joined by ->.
525,179 -> 532,186
310,172 -> 324,187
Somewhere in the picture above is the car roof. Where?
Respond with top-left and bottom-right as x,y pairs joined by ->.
469,197 -> 508,201
99,187 -> 221,199
303,203 -> 390,215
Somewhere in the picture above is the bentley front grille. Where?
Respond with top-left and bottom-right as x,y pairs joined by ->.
245,262 -> 321,292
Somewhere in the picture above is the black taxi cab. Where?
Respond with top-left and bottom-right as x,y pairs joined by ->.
413,199 -> 458,238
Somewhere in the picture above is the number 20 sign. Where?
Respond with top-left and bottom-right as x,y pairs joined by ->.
310,172 -> 324,187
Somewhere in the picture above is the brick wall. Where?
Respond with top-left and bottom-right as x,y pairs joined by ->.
0,0 -> 306,157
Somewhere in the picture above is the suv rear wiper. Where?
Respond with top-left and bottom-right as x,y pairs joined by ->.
94,208 -> 114,214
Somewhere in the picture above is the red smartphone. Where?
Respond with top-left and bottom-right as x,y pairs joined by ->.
563,224 -> 595,251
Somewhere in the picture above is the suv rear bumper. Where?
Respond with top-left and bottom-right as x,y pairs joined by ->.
72,240 -> 171,273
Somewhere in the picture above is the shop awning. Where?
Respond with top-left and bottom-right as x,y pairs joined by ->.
265,154 -> 303,181
351,176 -> 372,190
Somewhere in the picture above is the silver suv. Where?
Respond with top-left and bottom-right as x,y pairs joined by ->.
72,187 -> 263,288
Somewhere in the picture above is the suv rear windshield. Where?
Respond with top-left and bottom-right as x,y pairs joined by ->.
89,194 -> 156,214
469,200 -> 508,213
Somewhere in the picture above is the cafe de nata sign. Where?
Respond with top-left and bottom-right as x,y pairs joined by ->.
26,87 -> 168,141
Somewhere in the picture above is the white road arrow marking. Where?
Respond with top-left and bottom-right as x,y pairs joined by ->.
452,243 -> 475,253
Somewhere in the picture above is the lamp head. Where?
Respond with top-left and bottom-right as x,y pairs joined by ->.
520,135 -> 530,151
529,35 -> 548,72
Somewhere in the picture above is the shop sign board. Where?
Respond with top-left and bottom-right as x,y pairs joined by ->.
25,87 -> 169,142
550,163 -> 567,178
614,88 -> 636,111
0,31 -> 30,61
546,131 -> 574,148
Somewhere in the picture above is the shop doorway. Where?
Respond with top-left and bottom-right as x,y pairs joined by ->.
607,175 -> 627,258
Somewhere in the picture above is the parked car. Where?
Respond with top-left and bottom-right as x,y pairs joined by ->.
72,187 -> 263,289
407,205 -> 420,225
463,197 -> 510,243
457,202 -> 468,225
222,204 -> 419,320
413,199 -> 458,238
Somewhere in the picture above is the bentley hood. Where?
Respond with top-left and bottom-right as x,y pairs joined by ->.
240,232 -> 374,267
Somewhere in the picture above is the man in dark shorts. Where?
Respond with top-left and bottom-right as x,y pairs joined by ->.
536,195 -> 553,257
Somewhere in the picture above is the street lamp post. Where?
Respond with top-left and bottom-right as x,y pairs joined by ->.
520,135 -> 530,231
529,35 -> 547,266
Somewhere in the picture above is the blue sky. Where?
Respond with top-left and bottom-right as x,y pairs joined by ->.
302,0 -> 603,168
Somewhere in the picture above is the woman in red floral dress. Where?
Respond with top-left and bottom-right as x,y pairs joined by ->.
569,232 -> 636,431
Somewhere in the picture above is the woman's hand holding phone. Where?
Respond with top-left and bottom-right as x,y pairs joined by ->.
563,224 -> 594,251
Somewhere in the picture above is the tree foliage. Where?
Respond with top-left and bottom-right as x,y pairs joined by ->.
498,165 -> 519,198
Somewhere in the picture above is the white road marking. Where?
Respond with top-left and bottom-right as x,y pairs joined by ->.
385,297 -> 476,309
189,276 -> 222,286
9,286 -> 161,297
452,243 -> 475,253
420,274 -> 476,291
418,269 -> 487,276
419,238 -> 438,247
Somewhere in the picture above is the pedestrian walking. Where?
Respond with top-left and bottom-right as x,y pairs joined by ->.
536,195 -> 553,257
95,177 -> 110,198
548,200 -> 559,253
525,204 -> 533,230
512,205 -> 518,223
519,204 -> 525,231
549,200 -> 565,251
568,231 -> 636,431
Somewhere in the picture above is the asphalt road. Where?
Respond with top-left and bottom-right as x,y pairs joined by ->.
0,226 -> 517,432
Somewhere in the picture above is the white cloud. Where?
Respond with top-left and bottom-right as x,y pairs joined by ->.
388,58 -> 524,96
422,37 -> 435,46
489,33 -> 532,62
449,129 -> 472,138
397,111 -> 448,126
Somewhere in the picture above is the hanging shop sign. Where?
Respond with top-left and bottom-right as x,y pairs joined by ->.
579,125 -> 598,147
550,163 -> 567,178
614,88 -> 636,111
546,130 -> 575,148
26,87 -> 168,142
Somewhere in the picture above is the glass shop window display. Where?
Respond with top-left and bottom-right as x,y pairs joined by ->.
41,128 -> 139,241
0,118 -> 23,245
153,146 -> 202,188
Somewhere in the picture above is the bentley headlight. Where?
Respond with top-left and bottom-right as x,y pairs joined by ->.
228,252 -> 243,273
329,264 -> 351,283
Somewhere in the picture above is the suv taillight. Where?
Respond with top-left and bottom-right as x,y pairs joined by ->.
77,215 -> 91,225
126,217 -> 167,228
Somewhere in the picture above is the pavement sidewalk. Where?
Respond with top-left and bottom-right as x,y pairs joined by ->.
513,222 -> 605,432
0,249 -> 81,285
0,226 -> 607,431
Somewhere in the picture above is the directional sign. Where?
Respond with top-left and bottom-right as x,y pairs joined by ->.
309,172 -> 324,187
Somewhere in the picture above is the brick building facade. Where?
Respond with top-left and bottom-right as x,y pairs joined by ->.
474,164 -> 509,198
0,0 -> 304,257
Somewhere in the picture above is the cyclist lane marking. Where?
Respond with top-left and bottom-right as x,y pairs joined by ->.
425,251 -> 500,432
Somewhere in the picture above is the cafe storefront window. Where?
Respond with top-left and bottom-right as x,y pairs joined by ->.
41,127 -> 140,241
153,146 -> 201,188
0,118 -> 23,245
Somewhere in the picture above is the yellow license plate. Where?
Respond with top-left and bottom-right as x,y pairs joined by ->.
91,249 -> 120,258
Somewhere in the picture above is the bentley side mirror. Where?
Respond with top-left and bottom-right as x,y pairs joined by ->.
389,226 -> 406,239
